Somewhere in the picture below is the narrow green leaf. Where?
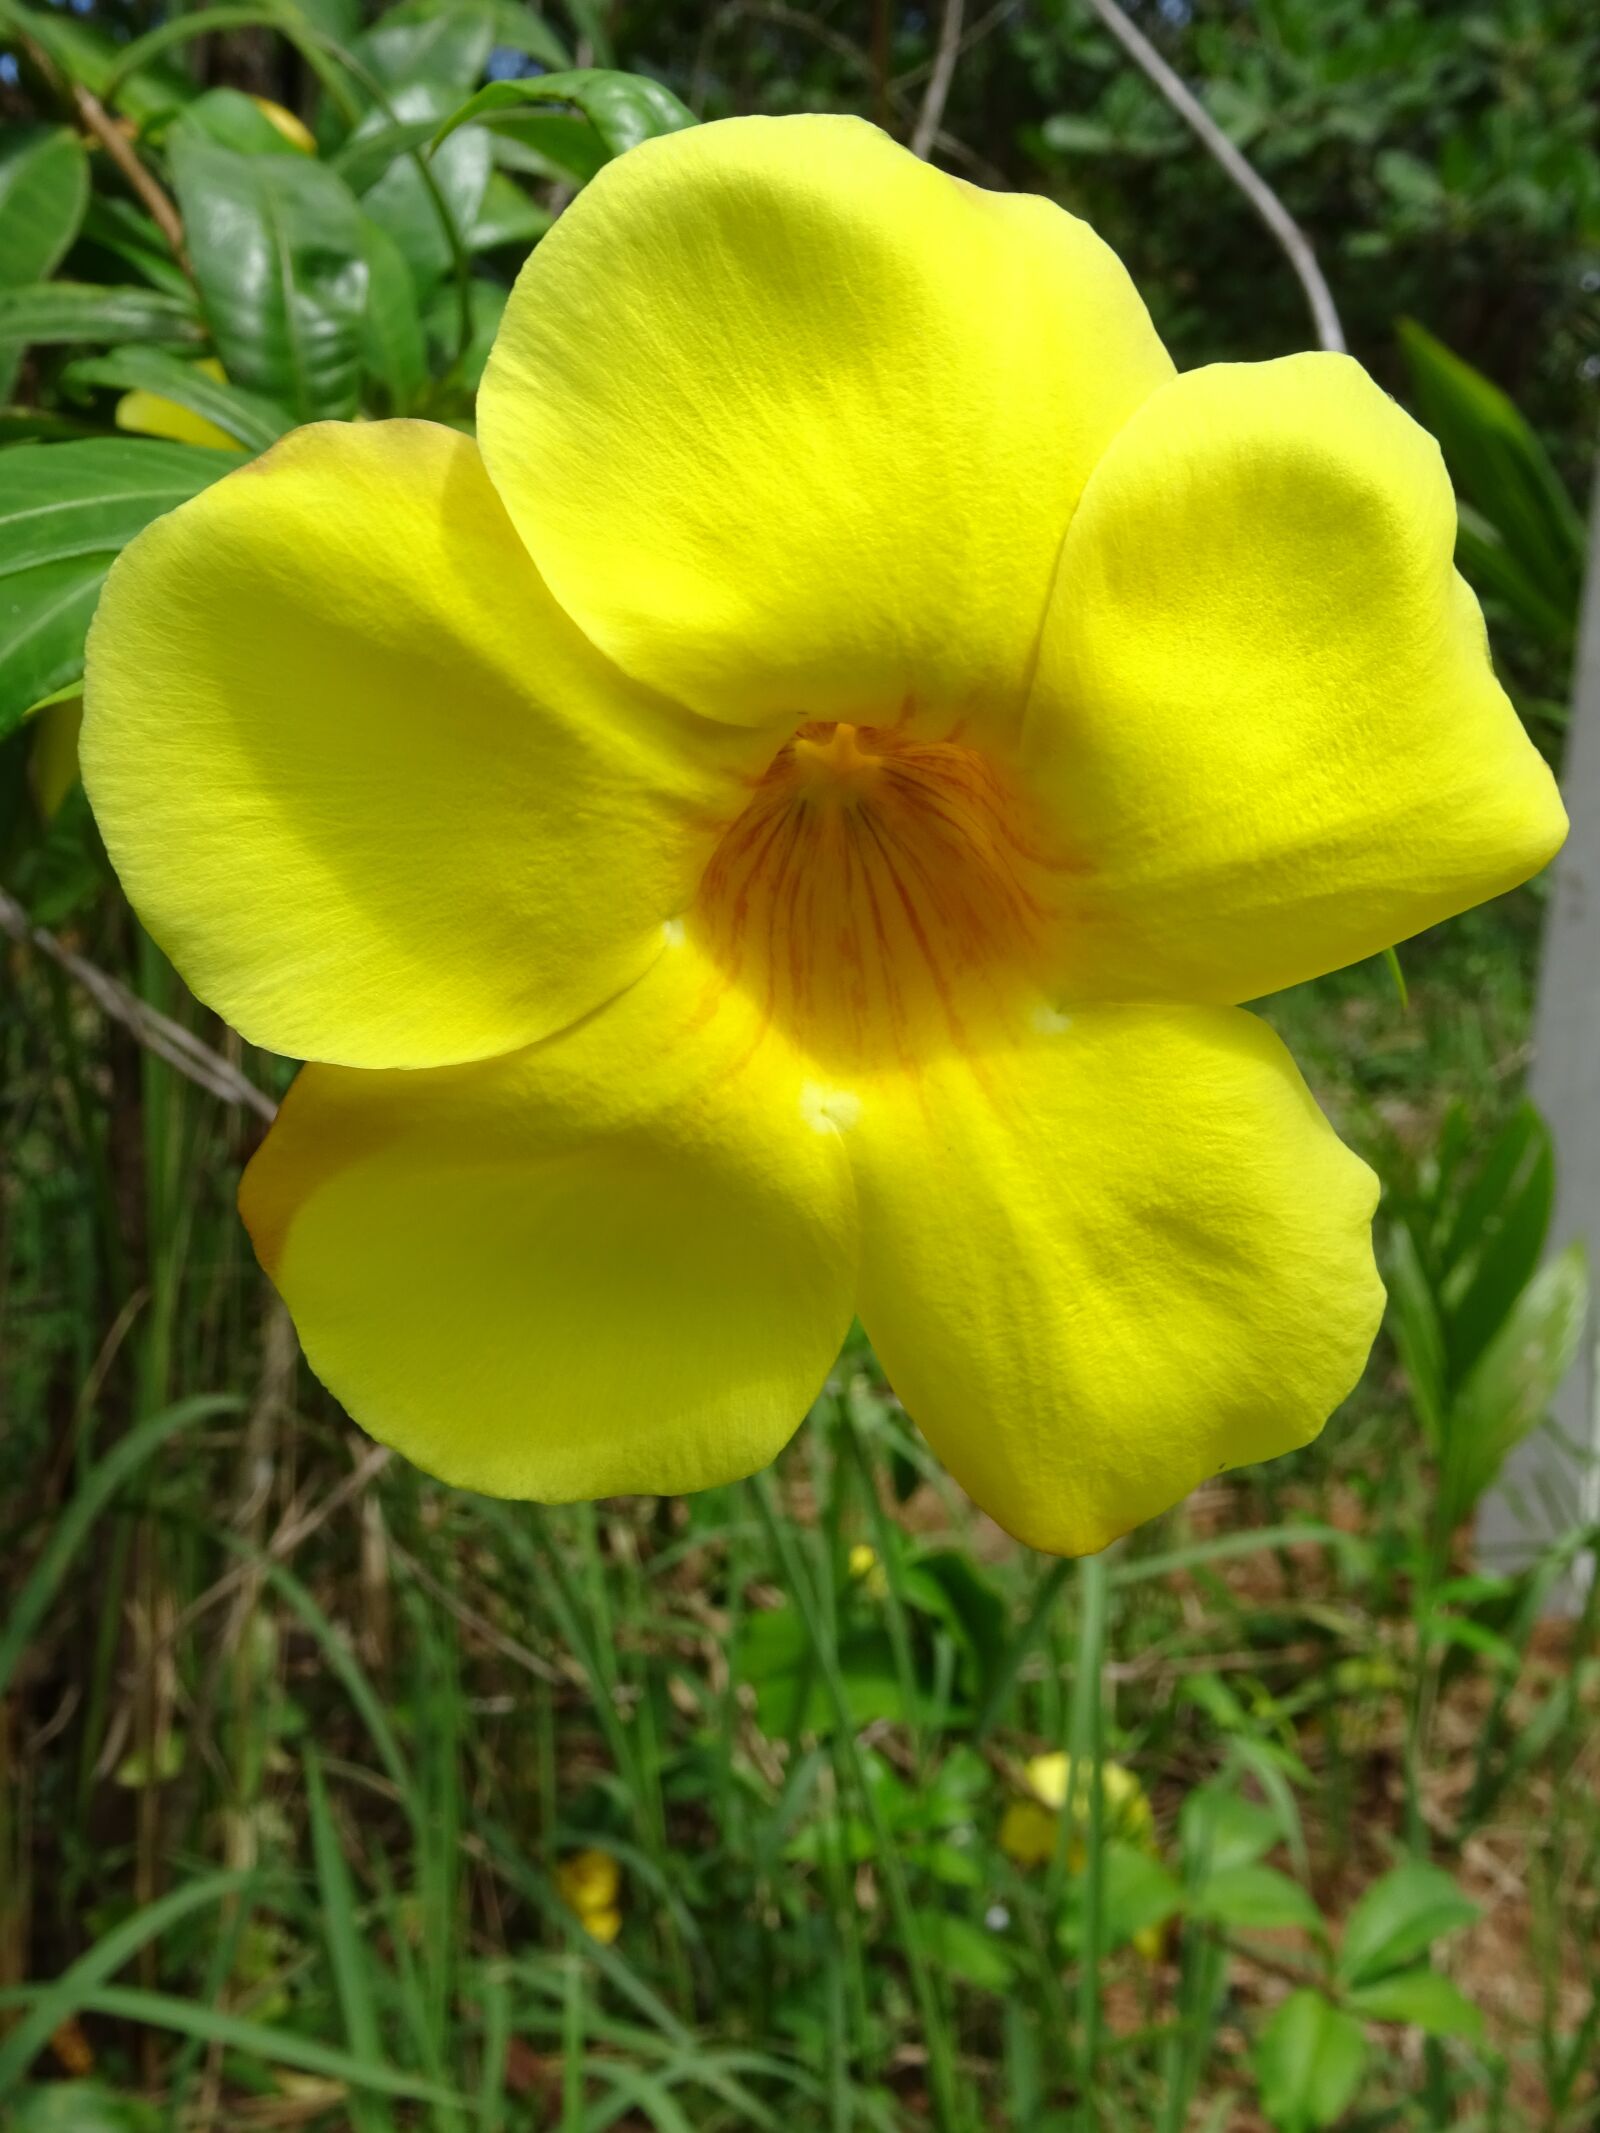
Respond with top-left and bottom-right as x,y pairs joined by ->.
61,348 -> 290,452
169,135 -> 368,420
304,1747 -> 394,2133
1251,1990 -> 1367,2133
0,1872 -> 252,2096
1444,1241 -> 1589,1524
0,1986 -> 464,2106
0,1395 -> 237,1699
0,282 -> 202,350
1337,1861 -> 1480,1988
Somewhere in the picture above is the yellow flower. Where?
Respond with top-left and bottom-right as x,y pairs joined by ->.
555,1848 -> 622,1943
80,118 -> 1564,1553
847,1542 -> 889,1598
115,356 -> 237,452
999,1753 -> 1154,1869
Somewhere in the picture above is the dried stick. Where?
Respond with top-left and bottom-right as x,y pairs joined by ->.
911,0 -> 965,160
69,85 -> 190,274
1,888 -> 277,1121
1080,0 -> 1346,355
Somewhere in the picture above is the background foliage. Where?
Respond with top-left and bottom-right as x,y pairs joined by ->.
1,1 -> 1598,2128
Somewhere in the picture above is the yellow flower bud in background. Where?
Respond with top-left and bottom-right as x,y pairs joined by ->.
249,95 -> 316,154
555,1848 -> 622,1944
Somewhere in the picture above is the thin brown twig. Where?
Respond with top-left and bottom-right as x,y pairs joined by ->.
69,84 -> 191,275
1079,0 -> 1345,355
1,888 -> 277,1121
911,0 -> 965,160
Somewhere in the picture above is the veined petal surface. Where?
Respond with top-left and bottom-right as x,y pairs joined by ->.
850,1008 -> 1384,1556
478,114 -> 1173,734
1025,354 -> 1567,1006
240,936 -> 859,1499
82,420 -> 781,1069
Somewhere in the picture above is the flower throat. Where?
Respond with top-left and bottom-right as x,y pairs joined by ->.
689,719 -> 1063,1069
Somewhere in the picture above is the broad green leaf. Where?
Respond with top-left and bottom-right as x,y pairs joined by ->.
1348,1965 -> 1484,2040
1444,1242 -> 1589,1525
169,134 -> 368,420
1191,1863 -> 1322,1935
351,82 -> 490,298
61,348 -> 291,452
1337,1861 -> 1479,1988
432,68 -> 696,159
0,282 -> 202,350
0,125 -> 90,403
0,439 -> 229,735
0,128 -> 90,287
488,108 -> 609,183
357,215 -> 429,413
1252,1990 -> 1367,2133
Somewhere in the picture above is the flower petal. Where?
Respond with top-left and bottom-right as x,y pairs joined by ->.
82,419 -> 780,1069
1025,353 -> 1567,1005
240,937 -> 858,1499
850,1007 -> 1383,1555
478,114 -> 1172,733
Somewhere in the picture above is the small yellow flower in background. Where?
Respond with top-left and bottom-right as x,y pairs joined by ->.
250,95 -> 316,154
81,117 -> 1565,1554
847,1542 -> 889,1599
555,1849 -> 622,1944
115,356 -> 236,453
998,1752 -> 1154,1871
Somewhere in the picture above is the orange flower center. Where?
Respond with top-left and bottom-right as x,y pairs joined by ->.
690,720 -> 1064,1068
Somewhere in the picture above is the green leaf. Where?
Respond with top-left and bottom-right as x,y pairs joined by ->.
357,216 -> 429,413
1179,1785 -> 1282,1875
351,82 -> 490,299
0,282 -> 202,351
1059,1842 -> 1183,1956
1347,1965 -> 1484,2041
76,196 -> 192,298
0,128 -> 90,287
918,1912 -> 1015,1994
1442,1242 -> 1589,1524
169,135 -> 368,421
1192,1863 -> 1323,1935
355,0 -> 496,93
1398,317 -> 1584,654
304,1748 -> 392,2133
0,0 -> 197,123
423,274 -> 504,392
61,348 -> 291,452
468,168 -> 551,251
0,439 -> 230,736
487,108 -> 608,184
432,68 -> 696,159
11,2083 -> 160,2133
486,0 -> 570,68
165,83 -> 310,158
1337,1861 -> 1480,1988
0,125 -> 91,404
1252,1990 -> 1368,2133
